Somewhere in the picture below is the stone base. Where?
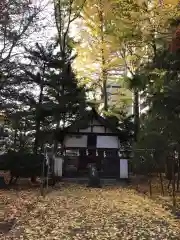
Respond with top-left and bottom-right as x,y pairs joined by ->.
87,178 -> 102,188
87,184 -> 102,188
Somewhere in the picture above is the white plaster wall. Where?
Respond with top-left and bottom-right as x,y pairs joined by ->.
64,135 -> 87,147
93,126 -> 105,133
54,156 -> 63,177
79,127 -> 91,132
106,128 -> 112,133
92,119 -> 101,125
120,159 -> 128,178
97,136 -> 119,148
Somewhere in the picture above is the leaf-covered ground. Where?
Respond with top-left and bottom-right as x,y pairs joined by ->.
1,183 -> 180,239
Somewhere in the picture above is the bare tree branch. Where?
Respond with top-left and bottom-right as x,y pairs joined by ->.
0,0 -> 45,66
53,0 -> 87,56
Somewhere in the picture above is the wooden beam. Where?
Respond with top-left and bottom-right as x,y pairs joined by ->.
66,132 -> 118,136
91,125 -> 104,127
91,125 -> 93,132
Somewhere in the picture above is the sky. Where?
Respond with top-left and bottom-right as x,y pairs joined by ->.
29,0 -> 78,46
16,0 -> 80,97
28,0 -> 56,46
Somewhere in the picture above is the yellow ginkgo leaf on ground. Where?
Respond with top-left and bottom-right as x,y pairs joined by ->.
1,181 -> 180,239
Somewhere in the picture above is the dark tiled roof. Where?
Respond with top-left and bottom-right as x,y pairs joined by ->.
64,108 -> 125,137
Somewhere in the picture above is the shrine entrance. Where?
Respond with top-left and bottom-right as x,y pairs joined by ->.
78,155 -> 102,177
61,148 -> 121,178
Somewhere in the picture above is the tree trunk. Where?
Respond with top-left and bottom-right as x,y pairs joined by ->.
102,74 -> 108,111
148,175 -> 152,197
133,89 -> 140,141
98,0 -> 108,112
159,171 -> 164,196
33,73 -> 44,154
33,118 -> 41,154
40,158 -> 45,197
172,156 -> 176,207
13,127 -> 18,150
166,154 -> 173,189
19,131 -> 23,150
177,155 -> 180,191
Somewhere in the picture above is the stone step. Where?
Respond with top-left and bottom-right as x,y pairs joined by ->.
62,178 -> 127,186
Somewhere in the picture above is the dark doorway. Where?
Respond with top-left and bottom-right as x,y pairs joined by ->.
87,134 -> 97,148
